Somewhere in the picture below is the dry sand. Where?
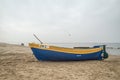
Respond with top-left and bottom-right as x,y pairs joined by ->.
0,43 -> 120,80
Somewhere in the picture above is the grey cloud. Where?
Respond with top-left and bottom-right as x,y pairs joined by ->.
0,0 -> 120,43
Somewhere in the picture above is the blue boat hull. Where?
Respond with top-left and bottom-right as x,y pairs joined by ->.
31,48 -> 103,61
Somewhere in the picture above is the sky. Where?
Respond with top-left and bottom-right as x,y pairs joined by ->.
0,0 -> 120,44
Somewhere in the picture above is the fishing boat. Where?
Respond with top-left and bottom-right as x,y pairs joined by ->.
29,34 -> 108,61
29,43 -> 108,61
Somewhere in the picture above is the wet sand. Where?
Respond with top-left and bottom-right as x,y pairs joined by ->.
0,43 -> 120,80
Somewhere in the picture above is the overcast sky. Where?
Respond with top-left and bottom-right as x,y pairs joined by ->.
0,0 -> 120,44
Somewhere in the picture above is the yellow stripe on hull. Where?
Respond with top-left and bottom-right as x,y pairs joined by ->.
29,43 -> 102,54
48,46 -> 102,54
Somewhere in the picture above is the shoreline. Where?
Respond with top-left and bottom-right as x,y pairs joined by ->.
0,43 -> 120,80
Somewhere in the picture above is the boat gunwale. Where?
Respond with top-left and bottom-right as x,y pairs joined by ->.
29,43 -> 103,54
30,46 -> 102,54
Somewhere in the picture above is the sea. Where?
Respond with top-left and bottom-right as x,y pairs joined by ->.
49,43 -> 120,55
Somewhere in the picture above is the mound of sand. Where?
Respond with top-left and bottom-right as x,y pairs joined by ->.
0,43 -> 120,80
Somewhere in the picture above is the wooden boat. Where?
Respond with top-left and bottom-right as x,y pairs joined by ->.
29,43 -> 108,61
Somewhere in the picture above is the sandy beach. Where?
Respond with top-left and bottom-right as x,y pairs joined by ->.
0,43 -> 120,80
